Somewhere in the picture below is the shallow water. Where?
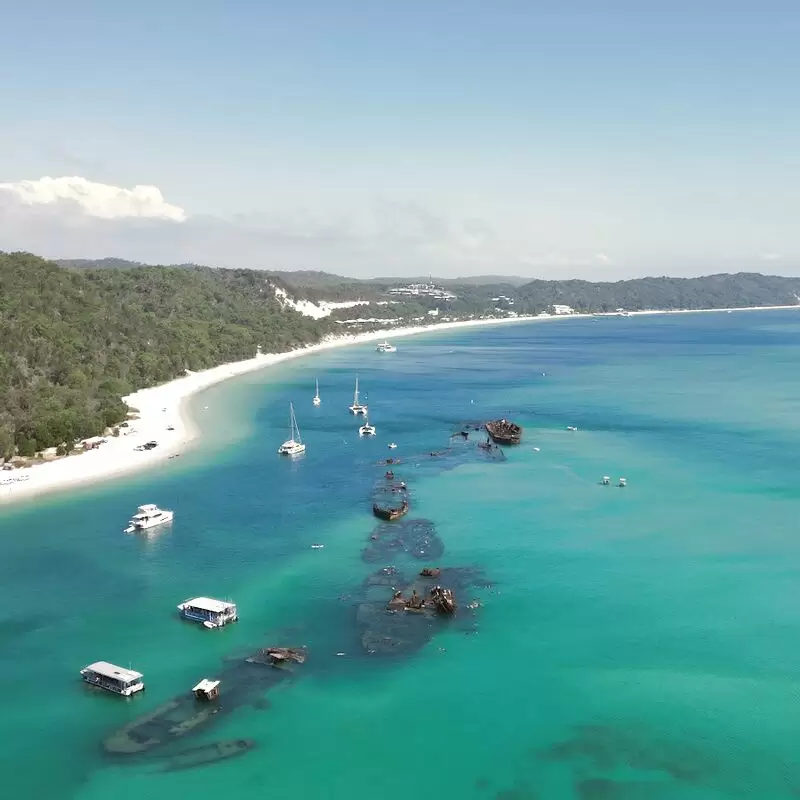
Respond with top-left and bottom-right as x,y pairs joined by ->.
3,311 -> 800,799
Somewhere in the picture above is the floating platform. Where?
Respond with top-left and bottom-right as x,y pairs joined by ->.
178,597 -> 238,629
80,661 -> 144,697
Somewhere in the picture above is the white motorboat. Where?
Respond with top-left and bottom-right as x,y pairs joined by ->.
376,341 -> 396,353
359,412 -> 376,437
618,477 -> 627,488
123,504 -> 174,534
278,402 -> 306,456
388,442 -> 397,449
312,378 -> 321,406
349,377 -> 368,415
566,426 -> 578,431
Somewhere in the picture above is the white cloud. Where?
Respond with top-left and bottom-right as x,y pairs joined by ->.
0,176 -> 186,222
3,174 -> 795,278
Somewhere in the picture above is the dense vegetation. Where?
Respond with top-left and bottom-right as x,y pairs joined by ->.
5,253 -> 800,460
512,273 -> 800,314
0,252 -> 325,458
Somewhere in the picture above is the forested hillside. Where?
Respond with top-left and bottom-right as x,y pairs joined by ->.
513,273 -> 800,314
0,252 -> 325,457
4,251 -> 800,460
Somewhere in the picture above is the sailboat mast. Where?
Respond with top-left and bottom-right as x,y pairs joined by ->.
354,377 -> 359,404
293,404 -> 302,442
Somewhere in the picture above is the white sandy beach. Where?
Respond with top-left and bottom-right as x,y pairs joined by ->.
2,304 -> 797,505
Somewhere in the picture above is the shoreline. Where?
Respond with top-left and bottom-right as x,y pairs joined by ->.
2,303 -> 798,506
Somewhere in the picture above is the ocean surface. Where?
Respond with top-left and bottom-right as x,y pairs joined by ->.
3,311 -> 800,800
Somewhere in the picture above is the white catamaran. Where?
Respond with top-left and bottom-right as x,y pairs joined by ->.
359,410 -> 376,436
312,378 -> 321,406
349,377 -> 368,415
278,403 -> 306,456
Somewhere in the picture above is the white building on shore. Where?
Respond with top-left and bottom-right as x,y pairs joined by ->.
551,304 -> 574,315
387,283 -> 457,301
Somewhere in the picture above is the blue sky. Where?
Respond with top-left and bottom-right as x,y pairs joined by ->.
1,1 -> 798,277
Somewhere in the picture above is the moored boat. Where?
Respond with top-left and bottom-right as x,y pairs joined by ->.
485,418 -> 522,445
123,504 -> 173,534
376,341 -> 396,353
349,376 -> 368,415
359,411 -> 376,436
177,597 -> 238,629
278,402 -> 306,456
80,661 -> 145,696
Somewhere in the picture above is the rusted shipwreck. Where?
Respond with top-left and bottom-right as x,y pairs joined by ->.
388,585 -> 456,615
485,418 -> 523,445
103,645 -> 306,755
429,586 -> 456,614
357,566 -> 487,656
372,497 -> 409,521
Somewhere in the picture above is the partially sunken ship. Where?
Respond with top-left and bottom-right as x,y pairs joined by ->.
485,418 -> 522,445
372,479 -> 410,521
103,647 -> 306,755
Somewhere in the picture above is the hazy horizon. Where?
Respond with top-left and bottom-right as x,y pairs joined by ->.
1,3 -> 798,278
47,255 -> 800,285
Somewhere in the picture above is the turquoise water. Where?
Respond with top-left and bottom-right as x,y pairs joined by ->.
3,312 -> 800,799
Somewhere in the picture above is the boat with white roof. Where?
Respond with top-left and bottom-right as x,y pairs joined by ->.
177,597 -> 238,629
80,661 -> 145,696
123,504 -> 174,534
376,341 -> 396,353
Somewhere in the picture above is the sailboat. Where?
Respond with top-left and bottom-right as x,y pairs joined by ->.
359,411 -> 376,437
312,379 -> 321,406
277,403 -> 306,456
349,377 -> 368,415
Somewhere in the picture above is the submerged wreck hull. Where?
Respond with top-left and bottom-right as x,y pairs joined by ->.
372,500 -> 409,521
104,651 -> 302,755
160,739 -> 256,772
